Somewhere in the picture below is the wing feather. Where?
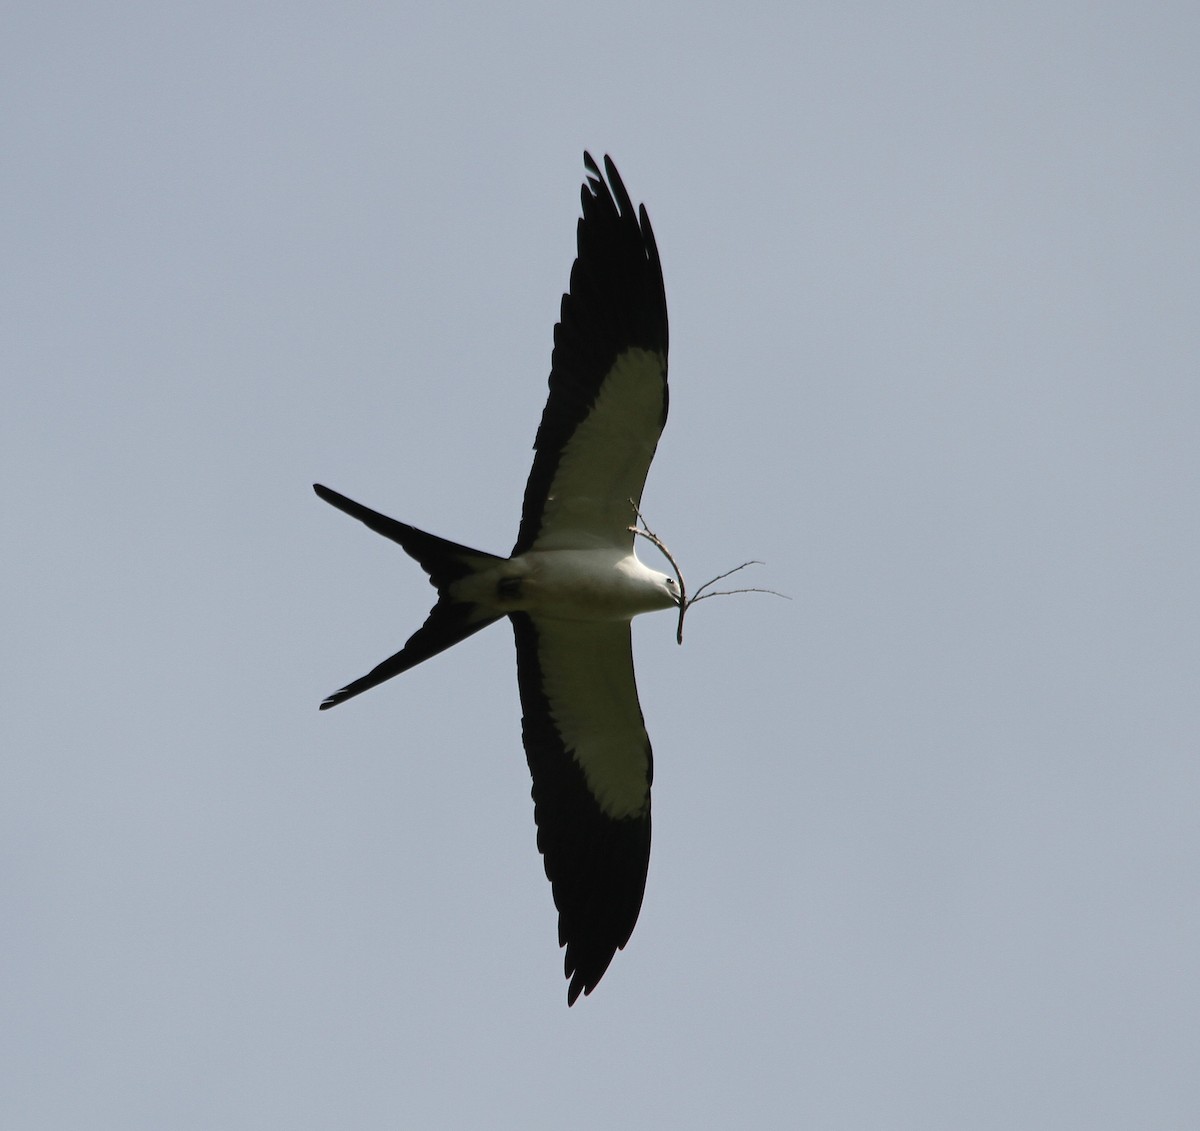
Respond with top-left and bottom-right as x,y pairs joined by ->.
511,612 -> 653,1004
514,154 -> 669,555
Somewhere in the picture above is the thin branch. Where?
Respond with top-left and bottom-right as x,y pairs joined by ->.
690,560 -> 764,601
629,502 -> 789,644
689,585 -> 792,605
629,502 -> 690,643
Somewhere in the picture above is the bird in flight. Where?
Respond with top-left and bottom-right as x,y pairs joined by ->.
315,153 -> 675,1004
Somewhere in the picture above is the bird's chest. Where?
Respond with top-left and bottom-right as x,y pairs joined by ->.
504,549 -> 660,621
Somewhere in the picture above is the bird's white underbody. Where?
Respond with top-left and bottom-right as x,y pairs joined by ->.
453,547 -> 679,622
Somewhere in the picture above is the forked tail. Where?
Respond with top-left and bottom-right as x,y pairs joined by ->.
313,483 -> 505,708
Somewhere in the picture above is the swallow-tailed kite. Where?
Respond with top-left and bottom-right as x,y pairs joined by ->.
315,153 -> 674,1004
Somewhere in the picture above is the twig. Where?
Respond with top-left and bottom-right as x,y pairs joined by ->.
629,502 -> 788,644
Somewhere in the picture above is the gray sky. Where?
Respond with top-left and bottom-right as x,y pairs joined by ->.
4,3 -> 1198,1128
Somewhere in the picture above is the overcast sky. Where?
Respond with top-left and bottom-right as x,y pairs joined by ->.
4,3 -> 1198,1128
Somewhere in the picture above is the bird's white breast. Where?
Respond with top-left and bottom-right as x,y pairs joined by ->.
455,549 -> 675,622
